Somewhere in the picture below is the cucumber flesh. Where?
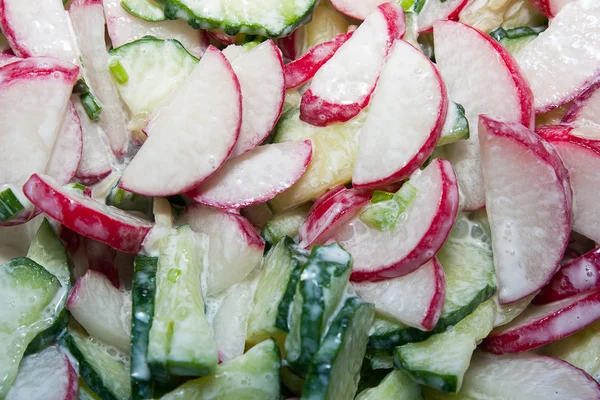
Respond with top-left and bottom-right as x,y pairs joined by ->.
130,255 -> 158,400
356,369 -> 423,400
394,299 -> 496,394
0,257 -> 61,397
302,296 -> 375,400
121,0 -> 167,22
261,204 -> 311,246
365,350 -> 394,370
161,339 -> 281,400
489,26 -> 542,55
247,237 -> 308,345
106,186 -> 154,219
285,243 -> 353,376
62,325 -> 131,400
147,225 -> 218,382
438,101 -> 469,147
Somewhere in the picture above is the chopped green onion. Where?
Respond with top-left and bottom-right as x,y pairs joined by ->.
0,187 -> 24,222
73,78 -> 90,94
360,183 -> 418,231
394,182 -> 418,213
80,92 -> 102,121
371,190 -> 395,204
109,60 -> 129,84
399,0 -> 415,11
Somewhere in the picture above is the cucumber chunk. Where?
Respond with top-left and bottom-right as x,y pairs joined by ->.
130,255 -> 158,400
156,0 -> 318,37
0,257 -> 62,397
365,350 -> 394,370
109,37 -> 198,131
161,339 -> 281,400
62,325 -> 131,400
285,243 -> 353,376
356,369 -> 423,400
0,186 -> 24,222
106,186 -> 154,219
147,225 -> 218,382
78,378 -> 103,400
261,204 -> 311,246
394,299 -> 496,394
121,0 -> 167,22
247,237 -> 308,345
489,26 -> 542,55
302,296 -> 375,400
438,102 -> 469,147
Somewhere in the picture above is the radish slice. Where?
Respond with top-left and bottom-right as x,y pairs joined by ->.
333,159 -> 459,282
353,257 -> 446,331
529,0 -> 575,19
101,0 -> 209,58
226,40 -> 285,157
515,0 -> 600,113
299,2 -> 406,127
0,0 -> 79,64
120,46 -> 241,197
0,52 -> 20,68
441,351 -> 600,399
352,39 -> 447,188
70,0 -> 131,156
46,101 -> 83,185
188,141 -> 313,209
330,0 -> 389,20
298,187 -> 371,249
537,124 -> 600,243
284,32 -> 352,90
5,346 -> 78,400
535,247 -> 600,305
483,290 -> 600,354
562,79 -> 600,126
433,20 -> 534,211
417,0 -> 469,33
178,205 -> 264,296
83,237 -> 120,288
23,174 -> 153,254
479,116 -> 571,304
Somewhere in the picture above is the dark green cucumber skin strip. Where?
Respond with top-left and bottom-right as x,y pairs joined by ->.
393,350 -> 458,393
24,309 -> 69,356
490,26 -> 539,41
368,285 -> 495,350
275,238 -> 308,332
0,188 -> 24,222
131,255 -> 158,400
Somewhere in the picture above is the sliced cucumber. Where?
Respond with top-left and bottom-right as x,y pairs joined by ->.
147,225 -> 218,382
356,369 -> 424,400
109,37 -> 198,131
247,237 -> 308,346
360,182 -> 418,231
121,0 -> 166,22
25,218 -> 73,355
394,299 -> 496,394
492,292 -> 534,327
269,107 -> 366,213
260,204 -> 311,246
302,296 -> 375,400
161,338 -> 281,400
438,102 -> 469,147
368,315 -> 431,350
156,0 -> 318,37
365,350 -> 394,370
62,325 -> 130,400
0,257 -> 61,397
130,255 -> 158,400
489,26 -> 542,55
78,378 -> 102,400
0,186 -> 24,222
106,185 -> 154,219
285,243 -> 353,376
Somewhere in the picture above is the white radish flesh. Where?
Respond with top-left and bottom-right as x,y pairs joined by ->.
46,101 -> 83,185
330,0 -> 389,20
417,0 -> 469,33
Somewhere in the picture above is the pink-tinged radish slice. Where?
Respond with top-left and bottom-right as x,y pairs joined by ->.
454,351 -> 600,399
0,52 -> 19,68
529,0 -> 575,19
178,205 -> 264,296
284,32 -> 352,90
354,257 -> 446,331
120,46 -> 241,197
0,0 -> 79,64
298,187 -> 371,249
277,30 -> 301,61
70,0 -> 131,156
206,30 -> 241,46
83,237 -> 119,288
188,141 -> 313,209
433,20 -> 534,211
226,40 -> 285,157
535,247 -> 600,305
562,79 -> 600,126
330,0 -> 389,20
5,346 -> 78,400
73,97 -> 113,184
479,116 -> 571,304
300,2 -> 406,127
352,39 -> 447,188
23,174 -> 153,254
101,0 -> 209,58
333,159 -> 459,282
515,0 -> 600,113
46,101 -> 83,185
483,290 -> 600,354
417,0 -> 469,33
0,58 -> 79,189
537,124 -> 600,243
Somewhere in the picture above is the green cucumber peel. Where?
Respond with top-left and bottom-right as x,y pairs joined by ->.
0,187 -> 24,222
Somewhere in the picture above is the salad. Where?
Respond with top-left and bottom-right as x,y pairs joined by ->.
1,0 -> 600,398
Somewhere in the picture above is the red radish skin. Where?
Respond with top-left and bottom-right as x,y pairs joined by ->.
207,30 -> 238,45
529,0 -> 574,18
299,2 -> 406,126
298,187 -> 371,249
284,32 -> 352,90
277,30 -> 301,61
417,0 -> 469,33
354,257 -> 446,331
483,290 -> 600,354
535,247 -> 600,305
562,78 -> 600,125
84,237 -> 120,288
46,101 -> 83,185
23,174 -> 153,254
188,141 -> 313,209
